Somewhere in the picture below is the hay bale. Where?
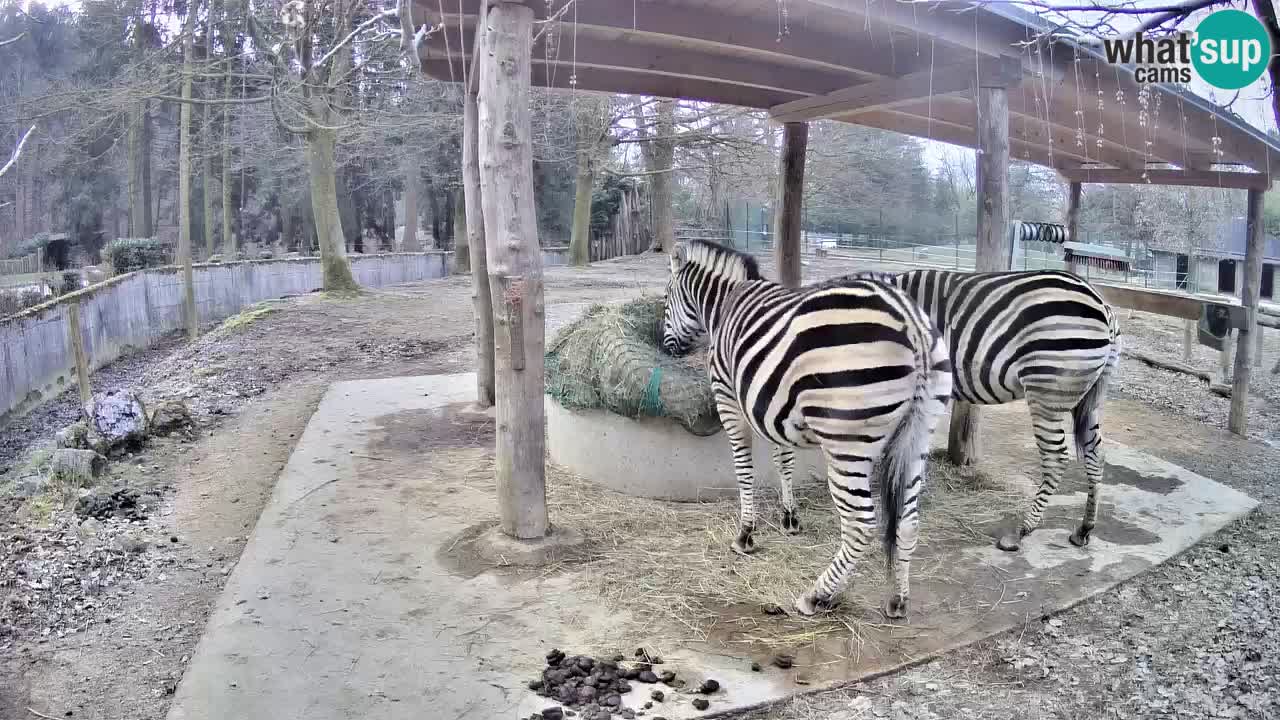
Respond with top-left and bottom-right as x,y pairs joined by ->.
545,297 -> 720,436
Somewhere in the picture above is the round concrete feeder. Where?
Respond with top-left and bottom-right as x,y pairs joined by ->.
546,396 -> 824,502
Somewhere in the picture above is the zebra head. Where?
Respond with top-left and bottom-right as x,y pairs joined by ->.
662,240 -> 761,356
662,244 -> 701,355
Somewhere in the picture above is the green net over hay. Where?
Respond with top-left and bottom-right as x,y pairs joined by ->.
545,296 -> 722,437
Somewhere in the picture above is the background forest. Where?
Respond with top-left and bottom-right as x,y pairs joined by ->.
0,0 -> 1277,279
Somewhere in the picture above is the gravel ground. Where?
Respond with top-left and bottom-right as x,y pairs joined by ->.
1,253 -> 1278,719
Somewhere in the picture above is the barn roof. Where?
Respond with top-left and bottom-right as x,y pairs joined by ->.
414,0 -> 1280,187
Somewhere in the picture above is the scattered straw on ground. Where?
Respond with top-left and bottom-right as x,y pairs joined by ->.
542,450 -> 1025,654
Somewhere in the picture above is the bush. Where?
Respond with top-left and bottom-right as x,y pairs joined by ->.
61,270 -> 80,294
0,288 -> 50,318
104,238 -> 169,274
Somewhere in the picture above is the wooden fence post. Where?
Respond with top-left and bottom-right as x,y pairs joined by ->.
66,303 -> 92,408
479,0 -> 548,539
1183,318 -> 1194,362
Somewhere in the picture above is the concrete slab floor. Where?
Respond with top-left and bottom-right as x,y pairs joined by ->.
166,373 -> 1258,720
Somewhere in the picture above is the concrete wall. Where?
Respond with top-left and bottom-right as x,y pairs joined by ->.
1,253 -> 451,423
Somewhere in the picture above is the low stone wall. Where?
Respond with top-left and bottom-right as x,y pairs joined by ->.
0,252 -> 452,423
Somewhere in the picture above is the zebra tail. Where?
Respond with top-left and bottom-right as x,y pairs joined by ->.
1072,317 -> 1122,463
877,337 -> 947,566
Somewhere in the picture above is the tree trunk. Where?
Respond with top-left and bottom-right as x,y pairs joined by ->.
1229,188 -> 1266,435
452,188 -> 465,254
305,125 -> 359,293
202,108 -> 215,259
774,121 -> 807,288
463,43 -> 493,406
127,101 -> 153,238
1065,180 -> 1082,274
479,1 -> 546,539
222,53 -> 235,256
201,13 -> 215,260
402,158 -> 420,251
949,84 -> 1010,466
443,188 -> 455,249
177,4 -> 200,340
650,99 -> 675,252
569,149 -> 595,266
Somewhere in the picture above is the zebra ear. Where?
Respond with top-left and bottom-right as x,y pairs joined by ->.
670,243 -> 688,273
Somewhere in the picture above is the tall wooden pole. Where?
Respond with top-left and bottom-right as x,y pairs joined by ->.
1229,187 -> 1266,435
1065,180 -> 1082,275
464,2 -> 495,408
479,0 -> 547,539
774,122 -> 808,289
949,83 -> 1010,466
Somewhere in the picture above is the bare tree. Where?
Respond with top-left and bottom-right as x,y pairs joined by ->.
0,124 -> 35,180
250,1 -> 405,292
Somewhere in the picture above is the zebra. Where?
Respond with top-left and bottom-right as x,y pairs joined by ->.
661,240 -> 952,618
836,268 -> 1121,552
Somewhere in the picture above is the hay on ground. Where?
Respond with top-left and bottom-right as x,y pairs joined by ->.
545,453 -> 1026,655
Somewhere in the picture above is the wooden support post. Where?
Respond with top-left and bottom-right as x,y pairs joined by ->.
1183,318 -> 1194,362
949,83 -> 1010,466
464,0 -> 495,408
1220,331 -> 1233,382
1065,180 -> 1082,275
479,1 -> 548,539
1255,325 -> 1264,368
774,121 -> 807,289
66,303 -> 92,408
1229,188 -> 1266,435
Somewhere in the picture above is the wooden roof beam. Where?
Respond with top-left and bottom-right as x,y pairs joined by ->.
420,57 -> 806,108
770,56 -> 1021,123
415,1 -> 932,80
851,109 -> 1090,168
423,28 -> 866,100
1058,167 -> 1272,190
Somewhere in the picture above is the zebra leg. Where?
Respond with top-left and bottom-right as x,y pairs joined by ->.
1070,413 -> 1104,548
772,444 -> 801,534
714,391 -> 758,556
998,403 -> 1069,552
795,452 -> 877,616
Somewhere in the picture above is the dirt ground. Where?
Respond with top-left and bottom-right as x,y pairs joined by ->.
2,253 -> 1279,720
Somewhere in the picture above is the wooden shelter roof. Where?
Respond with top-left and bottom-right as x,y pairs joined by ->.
415,0 -> 1280,188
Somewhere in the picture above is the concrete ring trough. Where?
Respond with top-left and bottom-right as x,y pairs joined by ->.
545,396 -> 824,501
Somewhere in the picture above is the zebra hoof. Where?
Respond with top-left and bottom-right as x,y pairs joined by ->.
1069,527 -> 1092,547
782,509 -> 802,535
995,533 -> 1022,552
794,592 -> 838,617
883,594 -> 909,620
732,530 -> 757,556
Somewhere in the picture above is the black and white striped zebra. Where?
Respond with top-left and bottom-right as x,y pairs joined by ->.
838,268 -> 1121,552
662,241 -> 952,618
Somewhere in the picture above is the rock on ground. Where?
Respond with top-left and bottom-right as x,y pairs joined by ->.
86,391 -> 148,455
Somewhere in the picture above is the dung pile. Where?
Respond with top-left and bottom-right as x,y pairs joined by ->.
544,296 -> 720,436
527,648 -> 718,719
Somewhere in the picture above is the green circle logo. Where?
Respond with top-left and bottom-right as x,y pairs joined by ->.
1192,9 -> 1272,90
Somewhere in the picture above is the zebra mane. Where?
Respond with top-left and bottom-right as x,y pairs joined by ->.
683,239 -> 762,282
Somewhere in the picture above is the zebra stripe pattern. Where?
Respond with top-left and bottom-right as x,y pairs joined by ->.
840,268 -> 1121,552
662,241 -> 953,618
